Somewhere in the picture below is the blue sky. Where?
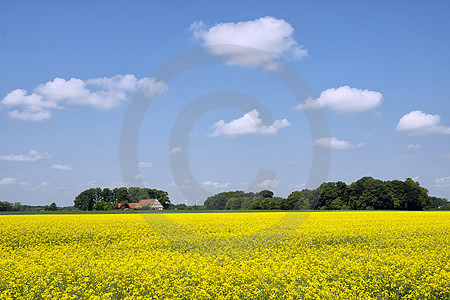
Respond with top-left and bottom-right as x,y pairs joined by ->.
1,1 -> 449,206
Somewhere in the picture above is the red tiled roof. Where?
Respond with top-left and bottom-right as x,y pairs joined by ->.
138,199 -> 156,206
118,199 -> 163,209
128,203 -> 140,209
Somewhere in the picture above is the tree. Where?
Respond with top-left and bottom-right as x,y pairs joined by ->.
225,197 -> 242,210
12,202 -> 22,211
100,188 -> 115,204
45,203 -> 57,211
114,187 -> 130,204
0,201 -> 13,211
429,196 -> 448,209
128,187 -> 149,203
256,190 -> 274,199
75,186 -> 170,210
93,201 -> 113,211
74,188 -> 97,211
261,197 -> 282,210
404,178 -> 430,210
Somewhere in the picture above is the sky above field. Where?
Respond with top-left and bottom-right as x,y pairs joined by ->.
1,1 -> 449,206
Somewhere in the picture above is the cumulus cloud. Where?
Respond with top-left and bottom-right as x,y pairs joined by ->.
190,16 -> 307,68
0,150 -> 53,162
52,164 -> 72,171
209,109 -> 290,137
170,146 -> 182,155
1,89 -> 58,121
433,176 -> 450,189
256,179 -> 279,189
138,162 -> 153,168
202,181 -> 230,189
0,75 -> 166,121
296,86 -> 383,113
136,77 -> 167,98
407,144 -> 422,150
0,177 -> 16,185
396,110 -> 450,136
312,137 -> 364,150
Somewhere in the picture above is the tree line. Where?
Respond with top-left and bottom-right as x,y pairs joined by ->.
0,201 -> 60,212
74,187 -> 170,211
204,177 -> 448,211
0,201 -> 23,211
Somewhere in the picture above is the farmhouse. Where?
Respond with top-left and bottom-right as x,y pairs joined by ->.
119,199 -> 164,210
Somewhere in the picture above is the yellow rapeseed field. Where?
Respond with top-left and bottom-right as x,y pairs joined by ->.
0,211 -> 449,299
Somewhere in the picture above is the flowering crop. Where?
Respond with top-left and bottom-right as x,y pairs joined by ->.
0,211 -> 449,299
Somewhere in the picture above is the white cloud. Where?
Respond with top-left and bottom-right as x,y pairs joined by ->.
1,75 -> 166,121
137,77 -> 167,97
52,164 -> 72,171
312,137 -> 364,150
133,174 -> 147,185
433,176 -> 450,189
284,161 -> 294,165
32,181 -> 51,190
256,179 -> 279,189
0,177 -> 16,185
1,89 -> 58,121
289,183 -> 306,189
83,180 -> 97,187
209,109 -> 290,137
0,150 -> 53,162
202,181 -> 230,189
138,162 -> 153,168
170,146 -> 182,155
191,16 -> 307,68
411,176 -> 419,182
9,110 -> 52,121
407,144 -> 422,150
296,86 -> 383,113
396,110 -> 450,136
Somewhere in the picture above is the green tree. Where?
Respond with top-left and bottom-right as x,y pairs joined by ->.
224,197 -> 242,210
0,201 -> 13,211
93,201 -> 113,211
128,187 -> 149,203
256,190 -> 274,199
75,186 -> 170,210
114,187 -> 130,204
74,188 -> 97,211
205,191 -> 242,210
100,188 -> 115,204
429,196 -> 448,209
45,202 -> 57,211
12,202 -> 22,211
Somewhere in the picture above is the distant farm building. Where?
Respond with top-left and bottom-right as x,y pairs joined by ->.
118,199 -> 164,210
